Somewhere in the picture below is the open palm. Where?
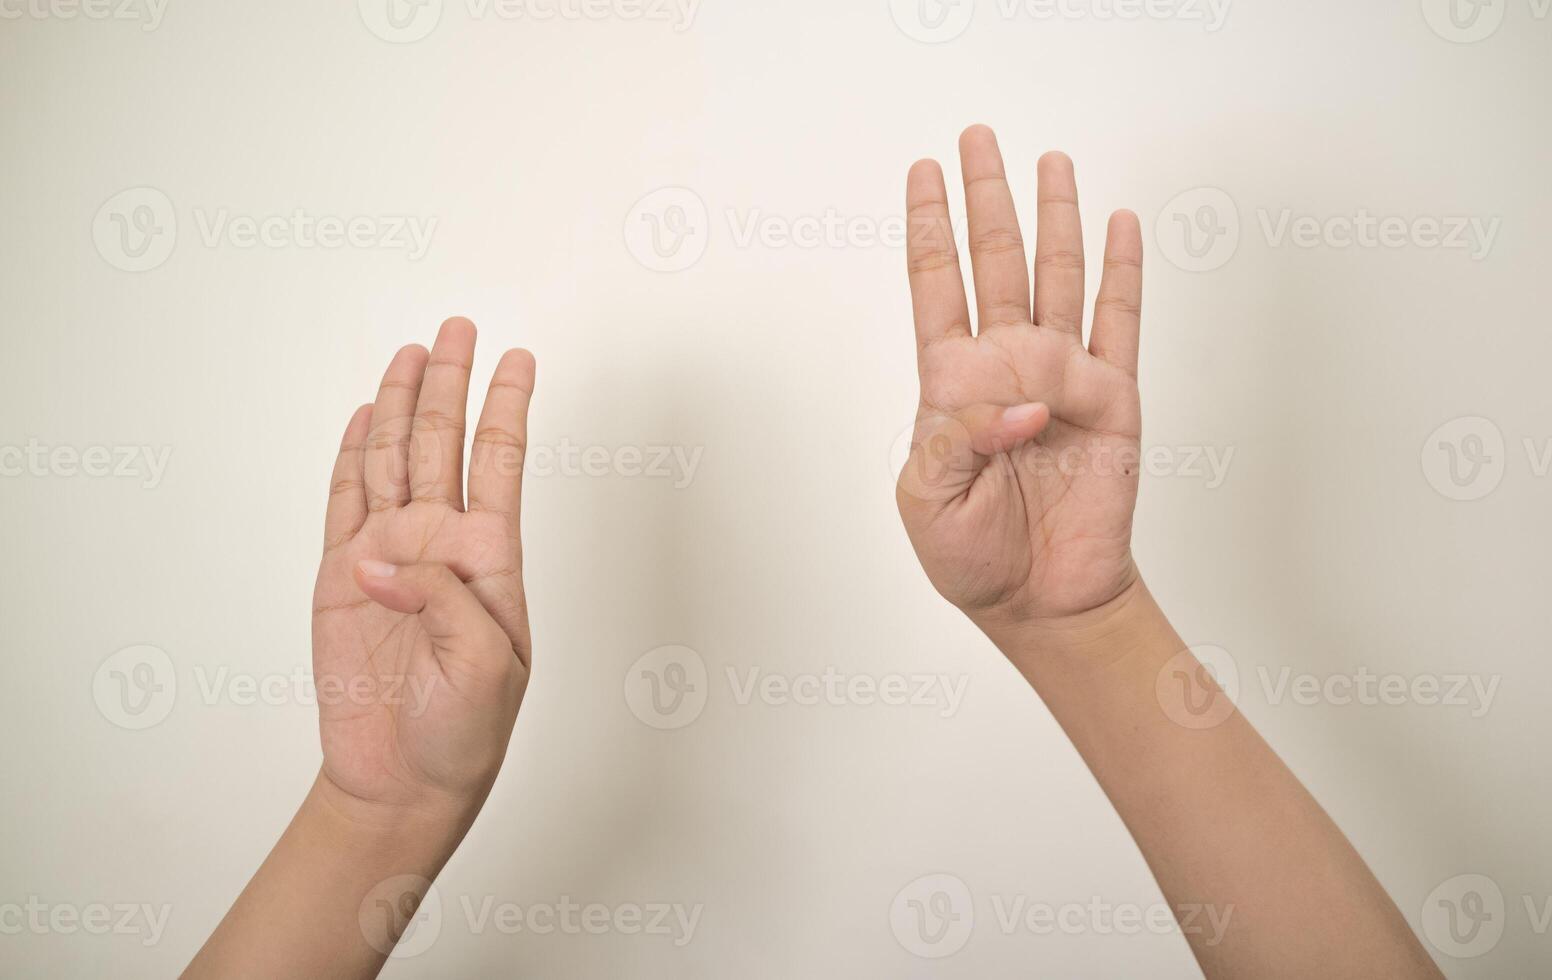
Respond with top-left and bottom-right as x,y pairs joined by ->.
311,318 -> 536,811
897,127 -> 1144,626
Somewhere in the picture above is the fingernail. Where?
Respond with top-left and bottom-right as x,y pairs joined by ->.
357,560 -> 398,578
1003,402 -> 1046,425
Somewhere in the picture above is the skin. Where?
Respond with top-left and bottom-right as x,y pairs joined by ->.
897,125 -> 1443,978
184,318 -> 536,979
182,131 -> 1443,978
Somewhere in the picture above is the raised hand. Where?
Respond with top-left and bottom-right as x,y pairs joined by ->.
897,125 -> 1144,629
312,317 -> 536,817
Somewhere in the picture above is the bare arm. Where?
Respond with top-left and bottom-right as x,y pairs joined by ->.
185,319 -> 537,977
895,125 -> 1441,978
984,582 -> 1440,977
183,774 -> 471,979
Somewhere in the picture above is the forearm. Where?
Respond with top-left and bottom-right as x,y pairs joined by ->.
981,581 -> 1441,979
183,771 -> 474,980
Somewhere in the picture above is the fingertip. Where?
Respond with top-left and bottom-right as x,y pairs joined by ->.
907,158 -> 945,194
1109,208 -> 1141,232
394,343 -> 431,365
356,559 -> 398,580
353,559 -> 422,615
1002,401 -> 1051,430
497,348 -> 537,386
1038,150 -> 1074,177
439,316 -> 477,341
353,558 -> 393,598
959,123 -> 997,149
342,403 -> 375,443
1104,210 -> 1145,263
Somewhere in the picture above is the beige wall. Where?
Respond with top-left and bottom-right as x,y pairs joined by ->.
1,1 -> 1548,976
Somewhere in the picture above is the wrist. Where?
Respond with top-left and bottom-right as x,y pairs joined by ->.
975,573 -> 1171,678
305,771 -> 478,873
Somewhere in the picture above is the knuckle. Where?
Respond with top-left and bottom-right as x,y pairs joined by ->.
963,172 -> 1010,191
968,228 -> 1024,259
908,250 -> 960,276
1035,248 -> 1085,271
1038,309 -> 1084,331
414,410 -> 466,435
472,426 -> 526,451
1095,296 -> 1142,318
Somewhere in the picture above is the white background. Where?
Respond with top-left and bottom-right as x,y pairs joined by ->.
1,0 -> 1548,976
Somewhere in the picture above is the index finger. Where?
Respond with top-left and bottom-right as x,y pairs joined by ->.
905,159 -> 972,352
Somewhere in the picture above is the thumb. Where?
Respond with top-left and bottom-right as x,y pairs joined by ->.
898,402 -> 1050,504
353,560 -> 513,663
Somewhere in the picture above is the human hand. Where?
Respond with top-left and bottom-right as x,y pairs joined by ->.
311,318 -> 535,823
897,126 -> 1144,632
